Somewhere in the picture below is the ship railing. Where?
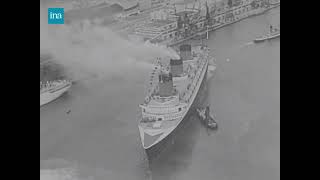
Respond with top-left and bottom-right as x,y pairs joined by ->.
140,117 -> 156,123
41,80 -> 70,91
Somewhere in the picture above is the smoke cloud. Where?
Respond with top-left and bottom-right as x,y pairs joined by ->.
40,5 -> 179,81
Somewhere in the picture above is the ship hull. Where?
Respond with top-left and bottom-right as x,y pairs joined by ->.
145,65 -> 208,161
254,33 -> 280,43
40,83 -> 71,106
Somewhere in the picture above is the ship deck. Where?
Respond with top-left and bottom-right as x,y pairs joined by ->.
143,46 -> 207,105
139,46 -> 209,129
40,81 -> 71,94
139,116 -> 180,132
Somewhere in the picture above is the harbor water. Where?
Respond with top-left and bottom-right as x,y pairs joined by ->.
40,7 -> 280,180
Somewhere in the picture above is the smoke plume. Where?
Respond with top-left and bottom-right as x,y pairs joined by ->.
40,5 -> 179,81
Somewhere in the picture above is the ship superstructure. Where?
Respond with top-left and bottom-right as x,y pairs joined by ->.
138,44 -> 215,158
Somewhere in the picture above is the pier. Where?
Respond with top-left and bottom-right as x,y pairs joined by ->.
167,3 -> 280,47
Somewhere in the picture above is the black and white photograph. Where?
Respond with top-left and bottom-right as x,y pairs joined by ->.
40,0 -> 280,179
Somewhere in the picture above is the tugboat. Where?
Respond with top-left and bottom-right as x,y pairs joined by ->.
196,105 -> 217,129
254,25 -> 280,43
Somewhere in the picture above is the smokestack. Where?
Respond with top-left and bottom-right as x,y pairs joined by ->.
179,44 -> 192,60
170,58 -> 183,77
158,72 -> 173,97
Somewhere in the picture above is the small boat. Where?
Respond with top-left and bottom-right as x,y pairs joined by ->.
207,118 -> 217,129
40,80 -> 72,106
254,26 -> 280,43
196,106 -> 218,129
207,64 -> 216,80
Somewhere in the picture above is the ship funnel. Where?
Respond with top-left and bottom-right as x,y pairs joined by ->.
179,44 -> 192,60
170,58 -> 183,77
158,72 -> 173,97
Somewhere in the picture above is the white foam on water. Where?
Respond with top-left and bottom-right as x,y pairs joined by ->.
245,41 -> 254,46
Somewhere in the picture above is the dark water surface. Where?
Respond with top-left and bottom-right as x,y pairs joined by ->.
40,7 -> 280,180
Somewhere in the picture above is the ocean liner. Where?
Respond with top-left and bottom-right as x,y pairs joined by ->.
40,80 -> 72,106
138,44 -> 216,159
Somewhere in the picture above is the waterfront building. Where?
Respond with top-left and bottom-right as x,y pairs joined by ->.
134,19 -> 178,41
133,0 -> 279,45
269,0 -> 280,4
112,0 -> 140,18
139,0 -> 153,11
117,0 -> 140,17
70,0 -> 107,10
64,0 -> 140,24
151,0 -> 165,8
150,8 -> 172,21
208,0 -> 268,26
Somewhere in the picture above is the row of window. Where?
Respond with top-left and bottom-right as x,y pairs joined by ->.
143,111 -> 182,121
162,24 -> 177,31
214,5 -> 253,22
162,31 -> 178,40
142,106 -> 182,114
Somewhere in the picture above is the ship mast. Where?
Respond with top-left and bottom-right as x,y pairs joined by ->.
205,1 -> 210,40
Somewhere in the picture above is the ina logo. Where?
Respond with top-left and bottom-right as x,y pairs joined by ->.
48,8 -> 64,24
